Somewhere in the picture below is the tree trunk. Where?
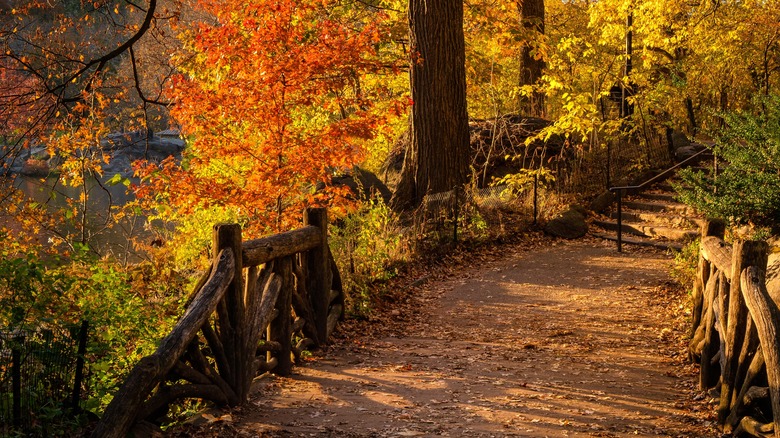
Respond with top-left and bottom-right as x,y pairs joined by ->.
517,0 -> 546,117
392,0 -> 470,211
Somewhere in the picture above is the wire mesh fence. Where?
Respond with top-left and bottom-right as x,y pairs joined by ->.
0,320 -> 89,432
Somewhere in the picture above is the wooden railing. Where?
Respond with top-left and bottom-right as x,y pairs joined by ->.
92,208 -> 343,438
690,220 -> 780,438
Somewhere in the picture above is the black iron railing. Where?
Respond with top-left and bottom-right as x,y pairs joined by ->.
608,148 -> 709,252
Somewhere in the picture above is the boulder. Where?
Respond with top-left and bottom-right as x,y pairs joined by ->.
589,190 -> 615,214
544,206 -> 588,239
321,167 -> 393,204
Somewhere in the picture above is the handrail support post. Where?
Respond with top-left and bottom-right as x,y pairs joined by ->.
616,190 -> 623,253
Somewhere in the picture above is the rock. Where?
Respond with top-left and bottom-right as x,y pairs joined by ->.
323,167 -> 393,204
674,142 -> 708,161
590,190 -> 615,214
544,206 -> 588,239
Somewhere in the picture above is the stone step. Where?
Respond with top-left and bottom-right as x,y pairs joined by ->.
593,219 -> 698,241
609,211 -> 702,228
620,199 -> 695,215
635,192 -> 679,203
590,231 -> 685,251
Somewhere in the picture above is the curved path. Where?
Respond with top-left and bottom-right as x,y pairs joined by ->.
182,238 -> 717,437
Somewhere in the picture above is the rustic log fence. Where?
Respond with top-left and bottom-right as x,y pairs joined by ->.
91,208 -> 343,437
690,220 -> 780,437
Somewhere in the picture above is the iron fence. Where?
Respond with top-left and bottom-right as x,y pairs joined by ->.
0,320 -> 89,432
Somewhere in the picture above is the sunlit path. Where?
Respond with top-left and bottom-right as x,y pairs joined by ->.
181,238 -> 715,437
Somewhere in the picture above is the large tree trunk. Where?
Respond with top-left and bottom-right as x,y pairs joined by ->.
517,0 -> 546,117
391,0 -> 470,211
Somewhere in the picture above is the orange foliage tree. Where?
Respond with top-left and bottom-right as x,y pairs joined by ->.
136,0 -> 389,236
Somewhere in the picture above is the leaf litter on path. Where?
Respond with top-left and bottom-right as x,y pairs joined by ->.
172,235 -> 718,437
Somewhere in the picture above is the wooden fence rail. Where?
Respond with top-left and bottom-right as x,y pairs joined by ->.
690,220 -> 780,438
92,208 -> 343,437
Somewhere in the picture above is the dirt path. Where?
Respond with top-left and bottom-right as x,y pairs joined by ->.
182,237 -> 718,437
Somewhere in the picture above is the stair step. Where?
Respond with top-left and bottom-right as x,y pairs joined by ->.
593,220 -> 698,241
591,232 -> 684,251
610,211 -> 702,228
621,200 -> 695,214
635,192 -> 679,203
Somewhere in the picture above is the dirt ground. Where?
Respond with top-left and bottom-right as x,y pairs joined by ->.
177,236 -> 720,437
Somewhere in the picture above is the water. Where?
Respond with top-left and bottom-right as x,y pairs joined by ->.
13,175 -> 151,262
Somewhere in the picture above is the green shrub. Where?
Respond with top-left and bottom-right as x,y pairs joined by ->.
0,247 -> 185,430
670,239 -> 700,293
330,197 -> 410,317
676,95 -> 780,226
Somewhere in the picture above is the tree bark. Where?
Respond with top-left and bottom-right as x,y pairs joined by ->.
392,0 -> 470,211
517,0 -> 546,117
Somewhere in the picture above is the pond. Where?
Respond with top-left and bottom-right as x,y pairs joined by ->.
14,174 -> 153,263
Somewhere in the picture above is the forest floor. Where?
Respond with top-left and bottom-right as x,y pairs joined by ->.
175,235 -> 721,437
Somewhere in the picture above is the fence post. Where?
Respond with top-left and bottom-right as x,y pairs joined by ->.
691,220 -> 726,337
71,320 -> 89,412
616,190 -> 623,253
12,335 -> 21,428
718,239 -> 768,424
453,187 -> 460,243
269,256 -> 294,376
304,208 -> 330,345
213,224 -> 246,401
533,173 -> 539,226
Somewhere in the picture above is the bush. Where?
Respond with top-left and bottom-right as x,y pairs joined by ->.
676,96 -> 780,226
0,247 -> 186,432
330,197 -> 410,317
670,239 -> 700,293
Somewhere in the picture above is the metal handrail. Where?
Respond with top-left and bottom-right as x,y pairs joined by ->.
608,148 -> 709,252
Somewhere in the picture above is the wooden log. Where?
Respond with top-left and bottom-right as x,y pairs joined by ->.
291,261 -> 320,347
744,386 -> 770,408
731,318 -> 759,410
256,341 -> 282,353
742,267 -> 780,438
183,338 -> 237,406
701,236 -> 733,278
92,248 -> 235,438
690,253 -> 709,339
201,322 -> 232,384
247,273 -> 282,378
292,317 -> 305,333
242,226 -> 321,267
256,357 -> 278,374
701,271 -> 721,390
329,248 -> 345,319
293,338 -> 315,359
269,256 -> 294,376
213,224 -> 247,402
304,208 -> 331,344
716,271 -> 730,377
137,383 -> 229,422
735,416 -> 775,438
720,241 -> 769,425
692,225 -> 721,359
171,361 -> 211,385
726,348 -> 765,432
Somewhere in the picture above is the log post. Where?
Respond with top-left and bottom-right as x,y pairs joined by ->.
269,256 -> 294,376
741,267 -> 780,438
692,220 -> 725,338
719,240 -> 768,424
701,269 -> 721,390
213,224 -> 247,401
304,208 -> 331,345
